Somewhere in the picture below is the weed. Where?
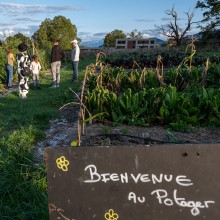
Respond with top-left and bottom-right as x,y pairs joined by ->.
121,127 -> 129,134
102,126 -> 110,134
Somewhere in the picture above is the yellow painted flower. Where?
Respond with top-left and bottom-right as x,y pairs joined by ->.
104,209 -> 119,220
56,156 -> 70,172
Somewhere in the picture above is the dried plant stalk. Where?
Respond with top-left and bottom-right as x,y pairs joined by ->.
156,55 -> 166,86
201,58 -> 209,86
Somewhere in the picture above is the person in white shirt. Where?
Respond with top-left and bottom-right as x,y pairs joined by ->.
70,39 -> 80,82
30,55 -> 41,89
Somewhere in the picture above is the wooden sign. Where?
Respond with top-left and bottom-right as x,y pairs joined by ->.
45,144 -> 220,220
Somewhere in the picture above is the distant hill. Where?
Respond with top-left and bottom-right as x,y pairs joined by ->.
184,33 -> 203,40
155,38 -> 167,45
80,39 -> 104,48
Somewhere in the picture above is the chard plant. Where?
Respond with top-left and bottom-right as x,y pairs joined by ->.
84,46 -> 220,129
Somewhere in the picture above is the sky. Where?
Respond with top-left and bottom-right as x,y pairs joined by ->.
0,0 -> 205,44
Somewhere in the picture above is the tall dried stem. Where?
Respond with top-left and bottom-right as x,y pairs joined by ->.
138,67 -> 147,89
185,37 -> 197,72
156,55 -> 166,86
200,58 -> 209,86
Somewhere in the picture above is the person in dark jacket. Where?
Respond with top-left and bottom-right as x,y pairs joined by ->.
50,39 -> 64,88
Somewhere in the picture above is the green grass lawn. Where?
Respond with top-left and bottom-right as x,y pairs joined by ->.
0,56 -> 95,219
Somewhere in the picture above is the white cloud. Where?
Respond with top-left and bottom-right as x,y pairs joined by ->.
136,19 -> 155,23
142,33 -> 151,38
0,2 -> 78,40
1,29 -> 15,37
78,31 -> 106,43
0,2 -> 77,14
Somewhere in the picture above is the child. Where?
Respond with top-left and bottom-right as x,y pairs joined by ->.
30,55 -> 41,89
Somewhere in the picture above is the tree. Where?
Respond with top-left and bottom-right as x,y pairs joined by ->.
156,7 -> 194,46
196,0 -> 220,31
13,33 -> 32,45
32,16 -> 78,50
5,33 -> 33,55
103,29 -> 126,47
127,29 -> 143,38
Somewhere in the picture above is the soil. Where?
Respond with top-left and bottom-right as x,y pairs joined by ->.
82,124 -> 220,146
0,83 -> 18,98
36,105 -> 220,154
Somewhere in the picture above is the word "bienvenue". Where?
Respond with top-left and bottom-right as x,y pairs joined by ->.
84,164 -> 193,186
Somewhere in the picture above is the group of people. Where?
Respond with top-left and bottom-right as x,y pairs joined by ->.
5,38 -> 80,98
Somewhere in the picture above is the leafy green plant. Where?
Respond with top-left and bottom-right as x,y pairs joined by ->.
121,127 -> 129,134
114,89 -> 147,125
191,87 -> 220,125
168,122 -> 194,132
83,48 -> 220,129
85,86 -> 117,117
102,126 -> 111,134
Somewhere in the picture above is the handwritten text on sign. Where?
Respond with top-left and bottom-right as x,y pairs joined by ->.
46,145 -> 220,220
84,164 -> 215,216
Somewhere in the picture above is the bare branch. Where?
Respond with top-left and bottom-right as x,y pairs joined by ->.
157,7 -> 195,46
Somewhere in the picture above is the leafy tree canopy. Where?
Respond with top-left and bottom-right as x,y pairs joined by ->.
103,29 -> 126,47
14,33 -> 32,44
127,29 -> 143,38
3,34 -> 26,53
196,0 -> 220,31
32,16 -> 78,50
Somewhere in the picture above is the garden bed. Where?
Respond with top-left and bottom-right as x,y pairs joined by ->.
37,106 -> 220,152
